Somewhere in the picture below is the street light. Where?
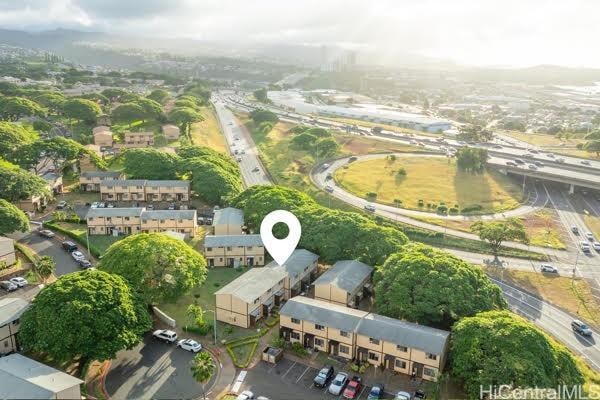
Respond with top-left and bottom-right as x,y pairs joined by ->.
205,310 -> 217,345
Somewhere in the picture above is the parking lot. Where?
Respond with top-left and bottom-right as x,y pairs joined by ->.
240,357 -> 416,400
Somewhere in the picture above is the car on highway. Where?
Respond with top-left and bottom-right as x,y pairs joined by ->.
506,161 -> 517,167
593,242 -> 600,251
313,366 -> 335,388
9,277 -> 28,287
325,185 -> 334,193
585,232 -> 595,241
61,241 -> 78,252
78,259 -> 93,269
540,264 -> 558,273
342,376 -> 362,399
38,229 -> 55,238
571,320 -> 593,336
367,383 -> 386,399
71,251 -> 86,261
328,372 -> 349,395
581,160 -> 591,166
514,159 -> 524,164
236,391 -> 254,400
581,241 -> 591,253
527,164 -> 537,170
534,161 -> 544,167
152,329 -> 178,343
557,158 -> 565,163
364,204 -> 376,212
176,339 -> 202,352
0,281 -> 18,292
56,200 -> 67,209
252,166 -> 260,172
571,226 -> 579,235
234,136 -> 240,141
90,201 -> 101,208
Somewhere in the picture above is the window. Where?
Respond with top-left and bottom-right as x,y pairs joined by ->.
426,353 -> 437,361
291,332 -> 300,340
206,247 -> 213,251
369,338 -> 380,345
247,246 -> 253,250
226,247 -> 232,251
423,367 -> 436,377
315,324 -> 325,331
368,352 -> 379,361
291,318 -> 300,324
339,330 -> 349,337
339,345 -> 350,354
394,359 -> 407,369
178,219 -> 183,223
88,217 -> 93,221
142,220 -> 147,224
396,345 -> 408,352
160,220 -> 165,223
219,258 -> 223,261
106,217 -> 111,222
314,338 -> 324,347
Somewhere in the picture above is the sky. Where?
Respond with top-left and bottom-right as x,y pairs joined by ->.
0,0 -> 598,68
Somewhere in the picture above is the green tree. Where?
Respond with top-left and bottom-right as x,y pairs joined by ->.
174,98 -> 200,110
0,198 -> 29,234
33,255 -> 55,283
315,137 -> 340,158
111,103 -> 146,126
584,130 -> 600,140
120,148 -> 180,180
249,109 -> 279,125
470,218 -> 528,256
457,124 -> 493,142
583,139 -> 600,156
78,92 -> 109,105
34,92 -> 65,114
190,352 -> 216,399
169,107 -> 203,137
0,97 -> 46,121
374,243 -> 506,329
147,89 -> 170,105
253,88 -> 270,103
100,233 -> 208,304
451,310 -> 583,399
187,157 -> 243,204
0,121 -> 38,161
62,98 -> 101,124
0,159 -> 49,202
19,269 -> 151,363
455,147 -> 488,173
101,88 -> 128,101
186,304 -> 205,327
132,98 -> 164,121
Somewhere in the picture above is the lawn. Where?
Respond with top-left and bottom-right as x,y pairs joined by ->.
54,221 -> 121,254
584,215 -> 600,238
502,130 -> 585,147
189,106 -> 227,153
334,156 -> 524,214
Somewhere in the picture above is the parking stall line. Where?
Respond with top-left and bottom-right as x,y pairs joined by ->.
357,385 -> 368,399
281,361 -> 297,379
296,366 -> 310,383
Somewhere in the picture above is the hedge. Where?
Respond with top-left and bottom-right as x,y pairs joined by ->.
226,339 -> 259,368
14,242 -> 40,264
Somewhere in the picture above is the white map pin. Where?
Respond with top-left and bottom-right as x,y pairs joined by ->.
260,210 -> 301,266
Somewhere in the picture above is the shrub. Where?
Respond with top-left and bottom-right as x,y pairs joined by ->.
418,199 -> 424,207
270,333 -> 286,348
366,191 -> 377,198
291,342 -> 308,357
461,204 -> 483,214
393,199 -> 402,206
437,205 -> 448,214
396,167 -> 407,176
449,207 -> 459,214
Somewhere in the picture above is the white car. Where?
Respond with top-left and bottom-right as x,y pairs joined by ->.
90,202 -> 101,209
325,185 -> 334,193
395,392 -> 412,400
364,204 -> 376,212
153,329 -> 178,343
540,264 -> 558,273
585,232 -> 595,242
177,339 -> 202,352
593,242 -> 600,251
328,372 -> 349,395
9,277 -> 28,287
71,251 -> 85,261
581,160 -> 591,166
236,390 -> 254,400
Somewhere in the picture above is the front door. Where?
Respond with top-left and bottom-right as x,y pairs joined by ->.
228,258 -> 234,267
412,362 -> 424,378
208,258 -> 214,267
247,257 -> 254,267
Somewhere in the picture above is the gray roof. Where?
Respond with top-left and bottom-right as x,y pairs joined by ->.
313,260 -> 373,294
146,180 -> 190,188
204,234 -> 263,248
0,298 -> 30,326
81,171 -> 122,179
101,179 -> 147,187
266,249 -> 318,275
125,131 -> 153,136
86,207 -> 144,218
0,353 -> 83,399
280,297 -> 450,355
141,209 -> 196,220
215,267 -> 286,303
212,207 -> 244,226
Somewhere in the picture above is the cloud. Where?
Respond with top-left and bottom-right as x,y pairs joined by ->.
0,0 -> 599,67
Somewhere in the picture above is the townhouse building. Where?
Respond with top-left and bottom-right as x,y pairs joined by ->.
212,207 -> 244,235
79,171 -> 123,192
266,249 -> 319,299
140,209 -> 197,237
203,234 -> 264,267
313,260 -> 373,307
280,296 -> 450,382
0,237 -> 16,267
100,179 -> 190,202
123,131 -> 154,147
162,124 -> 180,140
93,129 -> 113,147
0,298 -> 29,355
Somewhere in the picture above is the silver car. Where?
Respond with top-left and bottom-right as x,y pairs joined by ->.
328,372 -> 349,395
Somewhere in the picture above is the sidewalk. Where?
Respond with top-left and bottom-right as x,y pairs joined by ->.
206,343 -> 236,400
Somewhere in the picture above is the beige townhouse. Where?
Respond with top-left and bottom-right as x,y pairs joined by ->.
140,209 -> 197,238
92,125 -> 110,135
79,171 -> 123,192
97,114 -> 111,126
313,260 -> 373,307
100,179 -> 190,202
215,267 -> 286,328
0,237 -> 16,267
144,180 -> 190,202
212,207 -> 244,235
93,129 -> 113,147
17,172 -> 61,212
280,296 -> 450,382
266,249 -> 319,299
123,131 -> 154,147
0,298 -> 30,355
203,234 -> 264,267
162,124 -> 180,140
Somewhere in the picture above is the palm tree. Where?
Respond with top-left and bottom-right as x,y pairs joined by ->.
190,352 -> 215,400
34,256 -> 55,283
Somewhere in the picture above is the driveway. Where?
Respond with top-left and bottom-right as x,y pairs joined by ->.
106,335 -> 218,400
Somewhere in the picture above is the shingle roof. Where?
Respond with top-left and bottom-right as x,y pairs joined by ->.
141,209 -> 196,220
266,249 -> 318,275
0,354 -> 83,399
0,298 -> 30,326
212,207 -> 244,226
146,180 -> 190,188
86,207 -> 144,218
313,260 -> 373,294
204,234 -> 263,247
215,267 -> 286,303
280,297 -> 450,355
101,179 -> 147,187
81,171 -> 122,179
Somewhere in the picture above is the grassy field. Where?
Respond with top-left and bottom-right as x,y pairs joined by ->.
502,130 -> 585,147
335,156 -> 523,214
54,221 -> 121,254
584,215 -> 600,238
189,106 -> 227,153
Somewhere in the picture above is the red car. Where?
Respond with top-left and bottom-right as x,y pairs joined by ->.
343,376 -> 362,399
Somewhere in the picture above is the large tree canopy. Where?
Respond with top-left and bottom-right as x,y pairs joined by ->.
100,233 -> 208,304
19,269 -> 151,362
0,198 -> 29,234
0,121 -> 38,161
374,243 -> 506,329
451,311 -> 584,399
131,98 -> 164,121
34,92 -> 66,114
111,103 -> 146,125
0,96 -> 46,121
168,107 -> 203,136
249,109 -> 279,125
147,89 -> 170,105
0,158 -> 49,202
455,147 -> 488,173
121,148 -> 180,180
186,157 -> 243,204
62,98 -> 102,124
471,218 -> 528,256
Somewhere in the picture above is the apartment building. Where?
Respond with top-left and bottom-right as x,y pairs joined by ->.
123,131 -> 154,147
266,249 -> 319,299
93,128 -> 113,147
313,260 -> 373,307
86,208 -> 198,238
280,297 -> 450,382
203,234 -> 264,267
17,172 -> 61,212
0,237 -> 16,267
212,207 -> 244,235
100,179 -> 190,202
0,298 -> 29,355
92,125 -> 110,135
162,124 -> 180,140
215,267 -> 286,328
79,171 -> 123,192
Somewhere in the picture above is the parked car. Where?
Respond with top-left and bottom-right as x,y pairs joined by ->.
325,185 -> 334,193
313,366 -> 335,388
348,156 -> 358,163
177,339 -> 202,352
328,372 -> 349,395
547,153 -> 555,158
414,389 -> 427,399
71,251 -> 85,261
514,159 -> 525,164
557,158 -> 565,163
236,157 -> 242,162
9,277 -> 28,287
147,204 -> 154,210
585,232 -> 595,242
61,241 -> 78,252
395,392 -> 412,400
167,203 -> 176,210
342,376 -> 362,399
236,391 -> 254,400
91,202 -> 101,209
364,204 -> 376,212
0,281 -> 18,292
571,320 -> 593,336
78,259 -> 93,269
56,200 -> 67,209
368,384 -> 386,400
106,203 -> 115,208
152,329 -> 178,343
540,264 -> 558,273
38,229 -> 55,238
534,161 -> 544,167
